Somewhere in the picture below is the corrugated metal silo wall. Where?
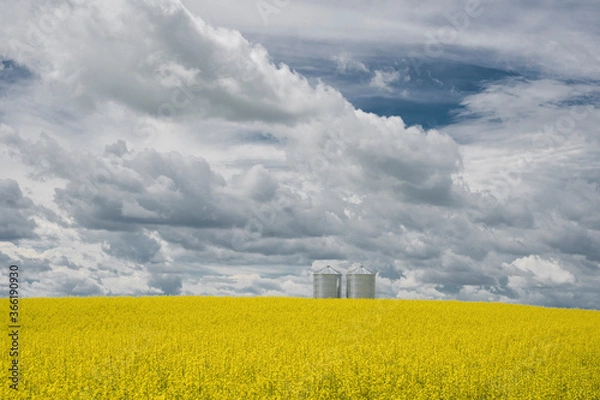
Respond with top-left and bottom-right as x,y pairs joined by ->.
346,274 -> 376,298
313,274 -> 342,298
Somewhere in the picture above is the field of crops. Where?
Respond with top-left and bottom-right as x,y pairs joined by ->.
3,297 -> 600,399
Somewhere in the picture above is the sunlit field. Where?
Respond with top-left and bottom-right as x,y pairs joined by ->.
5,297 -> 600,399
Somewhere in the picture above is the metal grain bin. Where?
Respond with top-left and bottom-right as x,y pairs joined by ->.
313,266 -> 342,298
346,266 -> 376,299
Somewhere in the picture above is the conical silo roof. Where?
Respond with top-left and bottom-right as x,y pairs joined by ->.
313,265 -> 342,275
348,265 -> 374,275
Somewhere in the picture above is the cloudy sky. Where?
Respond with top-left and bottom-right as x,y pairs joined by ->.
1,0 -> 599,308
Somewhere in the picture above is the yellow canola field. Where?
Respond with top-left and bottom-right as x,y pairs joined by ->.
4,297 -> 600,399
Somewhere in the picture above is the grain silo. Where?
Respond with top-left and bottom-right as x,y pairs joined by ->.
313,266 -> 342,298
346,265 -> 376,298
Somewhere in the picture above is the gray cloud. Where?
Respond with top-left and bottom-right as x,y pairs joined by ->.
1,0 -> 346,124
3,134 -> 247,231
148,273 -> 182,295
54,276 -> 105,297
102,232 -> 162,264
0,179 -> 37,241
0,251 -> 52,275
